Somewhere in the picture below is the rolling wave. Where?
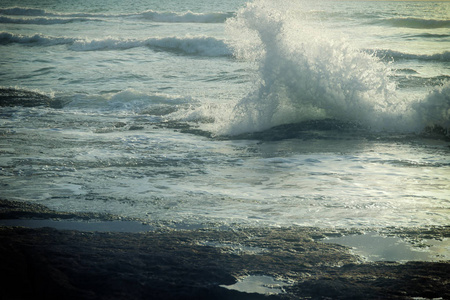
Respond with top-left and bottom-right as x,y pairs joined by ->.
69,36 -> 232,56
0,16 -> 100,25
0,32 -> 75,45
0,32 -> 231,56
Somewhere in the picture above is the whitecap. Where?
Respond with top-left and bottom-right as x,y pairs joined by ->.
138,10 -> 233,23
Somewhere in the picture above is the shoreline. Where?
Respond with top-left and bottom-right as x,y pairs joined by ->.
1,199 -> 449,299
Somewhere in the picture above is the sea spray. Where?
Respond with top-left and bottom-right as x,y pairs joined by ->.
194,0 -> 447,137
216,0 -> 402,136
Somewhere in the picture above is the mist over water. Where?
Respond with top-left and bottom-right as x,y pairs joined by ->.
0,0 -> 449,228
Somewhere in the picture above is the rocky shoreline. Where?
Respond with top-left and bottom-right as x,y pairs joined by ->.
1,199 -> 449,299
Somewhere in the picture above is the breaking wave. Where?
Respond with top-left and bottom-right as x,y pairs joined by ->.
174,0 -> 449,136
217,0 -> 399,135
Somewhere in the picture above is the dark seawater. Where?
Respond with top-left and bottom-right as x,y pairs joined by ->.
0,0 -> 449,228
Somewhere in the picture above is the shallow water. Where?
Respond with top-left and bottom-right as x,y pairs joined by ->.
221,275 -> 292,295
0,0 -> 449,229
323,232 -> 450,262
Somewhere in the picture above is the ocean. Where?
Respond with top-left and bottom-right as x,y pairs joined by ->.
0,0 -> 449,229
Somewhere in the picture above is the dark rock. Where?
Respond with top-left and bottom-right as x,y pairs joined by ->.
0,88 -> 66,108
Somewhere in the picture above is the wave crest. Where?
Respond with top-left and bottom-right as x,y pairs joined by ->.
0,32 -> 231,57
139,10 -> 233,23
69,36 -> 231,56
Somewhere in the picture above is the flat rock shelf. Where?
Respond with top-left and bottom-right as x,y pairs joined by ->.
1,199 -> 449,300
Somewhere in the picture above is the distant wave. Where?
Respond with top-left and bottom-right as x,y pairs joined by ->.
379,17 -> 450,29
0,6 -> 233,24
411,33 -> 450,39
0,6 -> 113,18
0,32 -> 75,45
395,75 -> 450,89
137,10 -> 233,23
0,16 -> 100,25
370,49 -> 450,63
69,36 -> 232,56
0,7 -> 48,16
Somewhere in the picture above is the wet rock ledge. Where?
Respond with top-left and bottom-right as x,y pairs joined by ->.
0,199 -> 449,300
